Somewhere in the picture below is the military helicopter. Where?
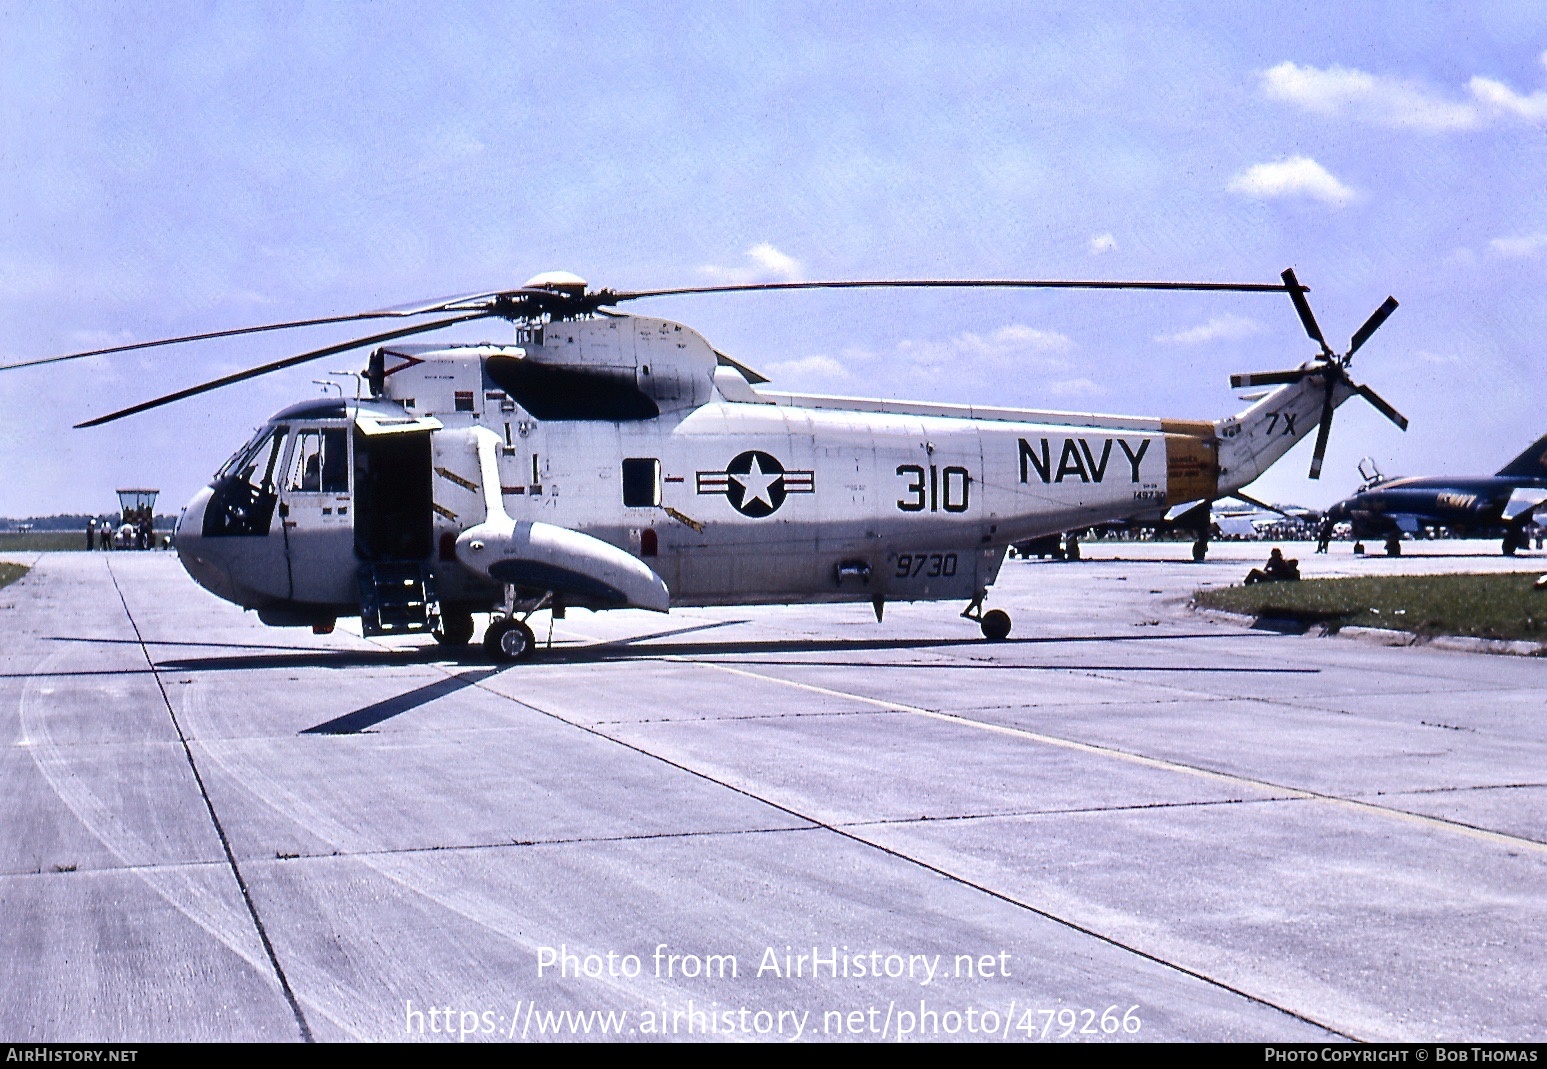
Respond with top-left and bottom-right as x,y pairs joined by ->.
5,268 -> 1406,661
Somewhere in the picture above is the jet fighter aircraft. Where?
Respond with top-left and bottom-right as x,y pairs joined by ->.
1326,436 -> 1547,556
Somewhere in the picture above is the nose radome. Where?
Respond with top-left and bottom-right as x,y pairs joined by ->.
174,487 -> 210,554
174,487 -> 236,601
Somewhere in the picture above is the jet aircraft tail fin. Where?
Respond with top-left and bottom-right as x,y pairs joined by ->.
1496,433 -> 1547,478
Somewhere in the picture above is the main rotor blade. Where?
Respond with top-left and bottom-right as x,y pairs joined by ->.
1355,384 -> 1409,431
75,312 -> 487,428
1347,296 -> 1399,357
1231,369 -> 1309,389
1308,382 -> 1337,480
603,277 -> 1297,304
0,297 -> 510,375
1281,268 -> 1332,359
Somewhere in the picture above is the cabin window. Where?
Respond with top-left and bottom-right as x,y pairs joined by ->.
286,428 -> 349,493
622,458 -> 661,507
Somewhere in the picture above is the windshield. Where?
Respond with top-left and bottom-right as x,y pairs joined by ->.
216,426 -> 288,489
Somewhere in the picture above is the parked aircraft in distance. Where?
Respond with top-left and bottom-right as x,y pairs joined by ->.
1325,438 -> 1547,556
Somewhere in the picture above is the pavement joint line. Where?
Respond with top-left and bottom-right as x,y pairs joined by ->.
643,657 -> 1321,676
240,822 -> 823,866
0,857 -> 232,881
437,640 -> 1354,1041
692,661 -> 1547,857
107,559 -> 316,1044
590,708 -> 892,726
1367,782 -> 1547,797
835,794 -> 1310,829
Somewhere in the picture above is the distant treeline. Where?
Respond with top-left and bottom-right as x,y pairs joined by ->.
2,514 -> 178,531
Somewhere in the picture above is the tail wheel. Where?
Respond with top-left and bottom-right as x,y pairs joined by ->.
434,611 -> 475,646
483,618 -> 537,662
980,609 -> 1012,641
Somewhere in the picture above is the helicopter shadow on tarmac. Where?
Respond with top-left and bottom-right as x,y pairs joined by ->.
145,625 -> 1278,676
135,622 -> 1314,737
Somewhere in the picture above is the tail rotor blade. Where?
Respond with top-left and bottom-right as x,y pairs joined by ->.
1348,296 -> 1399,357
1282,268 -> 1332,358
1308,383 -> 1337,480
1231,369 -> 1308,389
1356,384 -> 1409,431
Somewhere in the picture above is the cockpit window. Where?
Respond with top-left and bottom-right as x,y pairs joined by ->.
216,427 -> 271,481
203,426 -> 288,537
285,428 -> 349,493
244,427 -> 288,490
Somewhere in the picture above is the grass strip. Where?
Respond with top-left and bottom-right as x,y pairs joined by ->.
1196,572 -> 1547,643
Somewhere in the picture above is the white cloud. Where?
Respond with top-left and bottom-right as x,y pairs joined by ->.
1155,315 -> 1262,345
764,323 -> 1081,395
699,242 -> 804,284
1488,233 -> 1547,258
1228,156 -> 1356,206
1261,61 -> 1478,131
899,324 -> 1072,368
1045,377 -> 1103,399
1262,56 -> 1547,131
764,354 -> 851,382
1089,233 -> 1117,255
1469,73 -> 1547,121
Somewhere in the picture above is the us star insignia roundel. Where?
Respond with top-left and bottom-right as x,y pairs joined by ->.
695,450 -> 814,517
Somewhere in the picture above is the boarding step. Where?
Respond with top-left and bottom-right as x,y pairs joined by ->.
358,562 -> 441,636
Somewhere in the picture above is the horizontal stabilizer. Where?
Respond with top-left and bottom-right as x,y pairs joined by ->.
1164,499 -> 1206,523
1502,487 -> 1547,523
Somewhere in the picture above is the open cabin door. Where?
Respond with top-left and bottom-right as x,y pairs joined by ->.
353,413 -> 441,563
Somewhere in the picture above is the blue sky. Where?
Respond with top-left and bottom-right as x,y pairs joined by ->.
2,2 -> 1545,515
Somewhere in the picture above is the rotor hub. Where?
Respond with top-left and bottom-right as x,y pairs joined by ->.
522,271 -> 589,298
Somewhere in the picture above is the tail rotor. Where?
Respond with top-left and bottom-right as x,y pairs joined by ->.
1230,269 -> 1407,479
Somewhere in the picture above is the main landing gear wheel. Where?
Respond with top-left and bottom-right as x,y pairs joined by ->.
483,617 -> 537,662
433,611 -> 475,646
980,609 -> 1012,641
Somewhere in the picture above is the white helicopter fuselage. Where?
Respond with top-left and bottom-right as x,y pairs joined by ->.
172,311 -> 1344,628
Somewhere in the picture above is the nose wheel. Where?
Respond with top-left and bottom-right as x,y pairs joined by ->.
484,617 -> 537,662
962,597 -> 1013,641
433,610 -> 475,647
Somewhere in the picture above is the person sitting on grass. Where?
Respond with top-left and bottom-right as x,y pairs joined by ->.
1244,547 -> 1301,585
